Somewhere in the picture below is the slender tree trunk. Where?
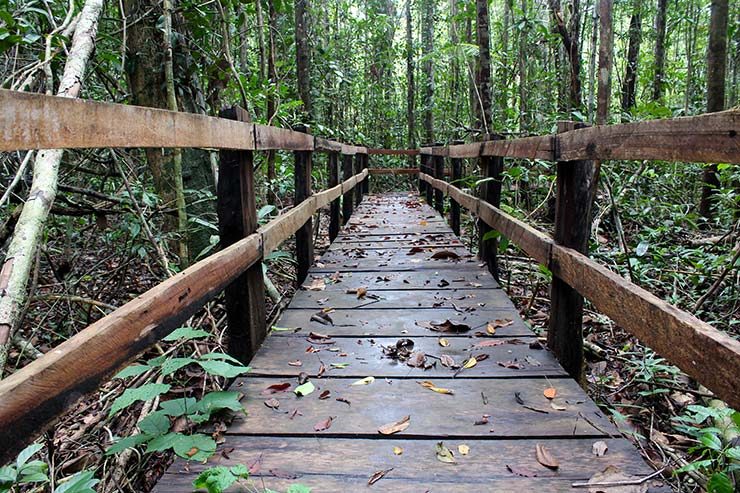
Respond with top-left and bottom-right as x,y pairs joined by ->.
421,0 -> 434,143
548,0 -> 584,110
699,0 -> 729,220
652,0 -> 667,101
450,0 -> 460,133
255,0 -> 266,80
475,0 -> 492,134
0,0 -> 104,375
596,0 -> 613,124
266,0 -> 278,203
518,0 -> 528,130
621,0 -> 641,116
406,0 -> 416,153
587,0 -> 598,121
295,0 -> 312,121
684,0 -> 696,112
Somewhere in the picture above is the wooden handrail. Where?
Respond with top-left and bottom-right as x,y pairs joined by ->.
0,169 -> 368,464
420,172 -> 740,410
368,168 -> 419,175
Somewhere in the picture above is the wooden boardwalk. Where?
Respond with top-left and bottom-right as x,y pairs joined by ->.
156,193 -> 661,492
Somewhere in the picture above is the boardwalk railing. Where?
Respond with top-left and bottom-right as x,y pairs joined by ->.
416,109 -> 740,414
0,89 -> 370,463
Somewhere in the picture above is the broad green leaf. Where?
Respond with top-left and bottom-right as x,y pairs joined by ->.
161,357 -> 197,376
726,446 -> 740,460
229,465 -> 249,477
286,484 -> 313,493
481,230 -> 499,242
138,411 -> 171,436
192,466 -> 237,493
145,432 -> 181,453
159,397 -> 198,417
113,364 -> 151,380
105,434 -> 150,455
707,472 -> 734,493
197,391 -> 244,415
109,383 -> 171,416
163,327 -> 211,341
198,352 -> 243,365
294,381 -> 315,396
53,471 -> 99,493
198,360 -> 251,378
16,443 -> 43,468
700,433 -> 723,451
172,433 -> 216,461
0,465 -> 17,484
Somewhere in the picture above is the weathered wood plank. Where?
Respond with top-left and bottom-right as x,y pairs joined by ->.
229,376 -> 615,437
0,89 -> 255,151
254,124 -> 314,151
367,148 -> 420,155
248,335 -> 567,378
368,167 -> 419,175
315,137 -> 342,152
301,268 -> 498,290
481,135 -> 554,160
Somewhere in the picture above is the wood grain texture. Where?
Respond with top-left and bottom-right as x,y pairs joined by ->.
254,124 -> 314,151
314,137 -> 342,152
368,167 -> 419,175
367,148 -> 420,155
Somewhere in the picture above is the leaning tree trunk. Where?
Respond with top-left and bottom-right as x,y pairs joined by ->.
0,0 -> 104,376
699,0 -> 729,221
621,0 -> 641,116
475,0 -> 493,134
295,0 -> 312,121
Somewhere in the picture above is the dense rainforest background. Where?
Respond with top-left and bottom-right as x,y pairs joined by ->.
0,0 -> 738,491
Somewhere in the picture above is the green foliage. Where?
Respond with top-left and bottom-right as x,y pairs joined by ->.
0,444 -> 48,492
192,465 -> 249,493
53,471 -> 99,493
109,383 -> 171,416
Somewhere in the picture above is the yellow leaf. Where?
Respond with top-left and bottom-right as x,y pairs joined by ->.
438,337 -> 449,347
351,376 -> 375,386
356,287 -> 368,299
543,387 -> 557,399
420,220 -> 428,226
463,356 -> 477,369
458,444 -> 470,456
393,446 -> 403,456
486,323 -> 496,335
418,380 -> 455,395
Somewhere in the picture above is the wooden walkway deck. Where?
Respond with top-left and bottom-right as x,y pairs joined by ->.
156,193 -> 662,492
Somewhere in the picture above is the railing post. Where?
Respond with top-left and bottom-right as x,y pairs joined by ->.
361,152 -> 369,194
419,152 -> 428,197
217,106 -> 266,362
328,151 -> 340,242
449,140 -> 463,235
423,147 -> 434,205
478,134 -> 504,280
433,147 -> 444,214
294,125 -> 313,285
548,122 -> 596,382
342,153 -> 354,224
354,152 -> 362,207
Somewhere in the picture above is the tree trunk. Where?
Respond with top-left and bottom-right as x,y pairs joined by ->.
587,0 -> 599,121
548,0 -> 584,110
255,0 -> 266,80
652,0 -> 667,101
406,0 -> 416,153
596,0 -> 613,125
421,0 -> 434,143
475,0 -> 492,134
266,0 -> 278,204
0,0 -> 104,375
295,0 -> 312,121
699,0 -> 729,220
621,0 -> 641,116
518,0 -> 528,131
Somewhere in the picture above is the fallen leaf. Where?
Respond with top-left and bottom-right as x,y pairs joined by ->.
311,310 -> 334,325
331,362 -> 349,369
431,250 -> 460,260
262,383 -> 291,395
407,246 -> 425,255
439,354 -> 456,368
298,372 -> 309,385
419,220 -> 428,226
463,356 -> 478,369
435,442 -> 456,464
393,446 -> 403,455
351,376 -> 375,386
314,416 -> 334,431
506,464 -> 539,477
294,381 -> 315,396
543,387 -> 557,399
368,468 -> 393,486
474,414 -> 490,425
498,360 -> 524,369
486,323 -> 497,335
550,399 -> 568,411
264,398 -> 280,409
535,443 -> 560,470
356,287 -> 368,299
406,351 -> 427,368
288,360 -> 303,367
378,415 -> 411,435
592,441 -> 608,457
418,380 -> 455,395
474,340 -> 506,348
458,444 -> 470,455
319,390 -> 331,400
336,397 -> 351,406
418,319 -> 471,333
307,278 -> 326,291
438,337 -> 450,347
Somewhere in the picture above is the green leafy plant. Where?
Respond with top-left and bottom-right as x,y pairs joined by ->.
1,444 -> 98,493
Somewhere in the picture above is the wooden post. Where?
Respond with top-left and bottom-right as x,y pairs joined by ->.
423,150 -> 434,205
478,135 -> 504,280
548,122 -> 596,381
433,149 -> 444,214
217,106 -> 266,362
294,125 -> 313,285
419,152 -> 428,197
361,153 -> 369,194
450,140 -> 463,235
354,153 -> 362,207
342,153 -> 353,225
328,151 -> 340,242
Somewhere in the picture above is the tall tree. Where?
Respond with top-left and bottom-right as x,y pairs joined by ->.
652,0 -> 667,101
621,0 -> 642,115
596,0 -> 613,124
406,0 -> 416,151
548,0 -> 584,110
295,0 -> 312,121
421,0 -> 435,143
475,0 -> 492,134
265,0 -> 278,203
699,0 -> 729,220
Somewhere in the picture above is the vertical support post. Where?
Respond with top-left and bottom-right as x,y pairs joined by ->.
354,153 -> 362,207
328,151 -> 340,242
361,153 -> 369,194
294,125 -> 313,286
423,151 -> 434,205
342,153 -> 354,225
217,106 -> 266,362
449,140 -> 463,236
433,150 -> 444,215
419,152 -> 428,197
478,135 -> 503,280
548,122 -> 595,382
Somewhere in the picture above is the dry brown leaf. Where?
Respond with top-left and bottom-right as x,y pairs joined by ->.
378,415 -> 411,435
356,287 -> 368,299
535,443 -> 560,470
368,468 -> 393,486
314,416 -> 334,431
431,250 -> 460,260
307,278 -> 326,291
439,354 -> 456,368
543,387 -> 557,399
418,380 -> 455,395
463,356 -> 477,369
261,382 -> 291,395
288,360 -> 303,367
586,465 -> 649,493
264,398 -> 280,409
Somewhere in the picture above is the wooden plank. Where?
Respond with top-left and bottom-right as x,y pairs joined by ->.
301,268 -> 498,290
248,335 -> 567,378
155,437 -> 656,490
254,124 -> 314,151
0,89 -> 255,152
448,142 -> 484,158
353,154 -> 363,207
228,376 -> 615,437
273,307 -> 529,337
481,135 -> 554,160
0,233 -> 262,464
217,107 -> 266,363
557,109 -> 740,164
367,148 -> 420,155
328,153 -> 340,242
315,137 -> 342,152
368,167 -> 419,175
341,154 -> 354,225
449,147 -> 463,235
